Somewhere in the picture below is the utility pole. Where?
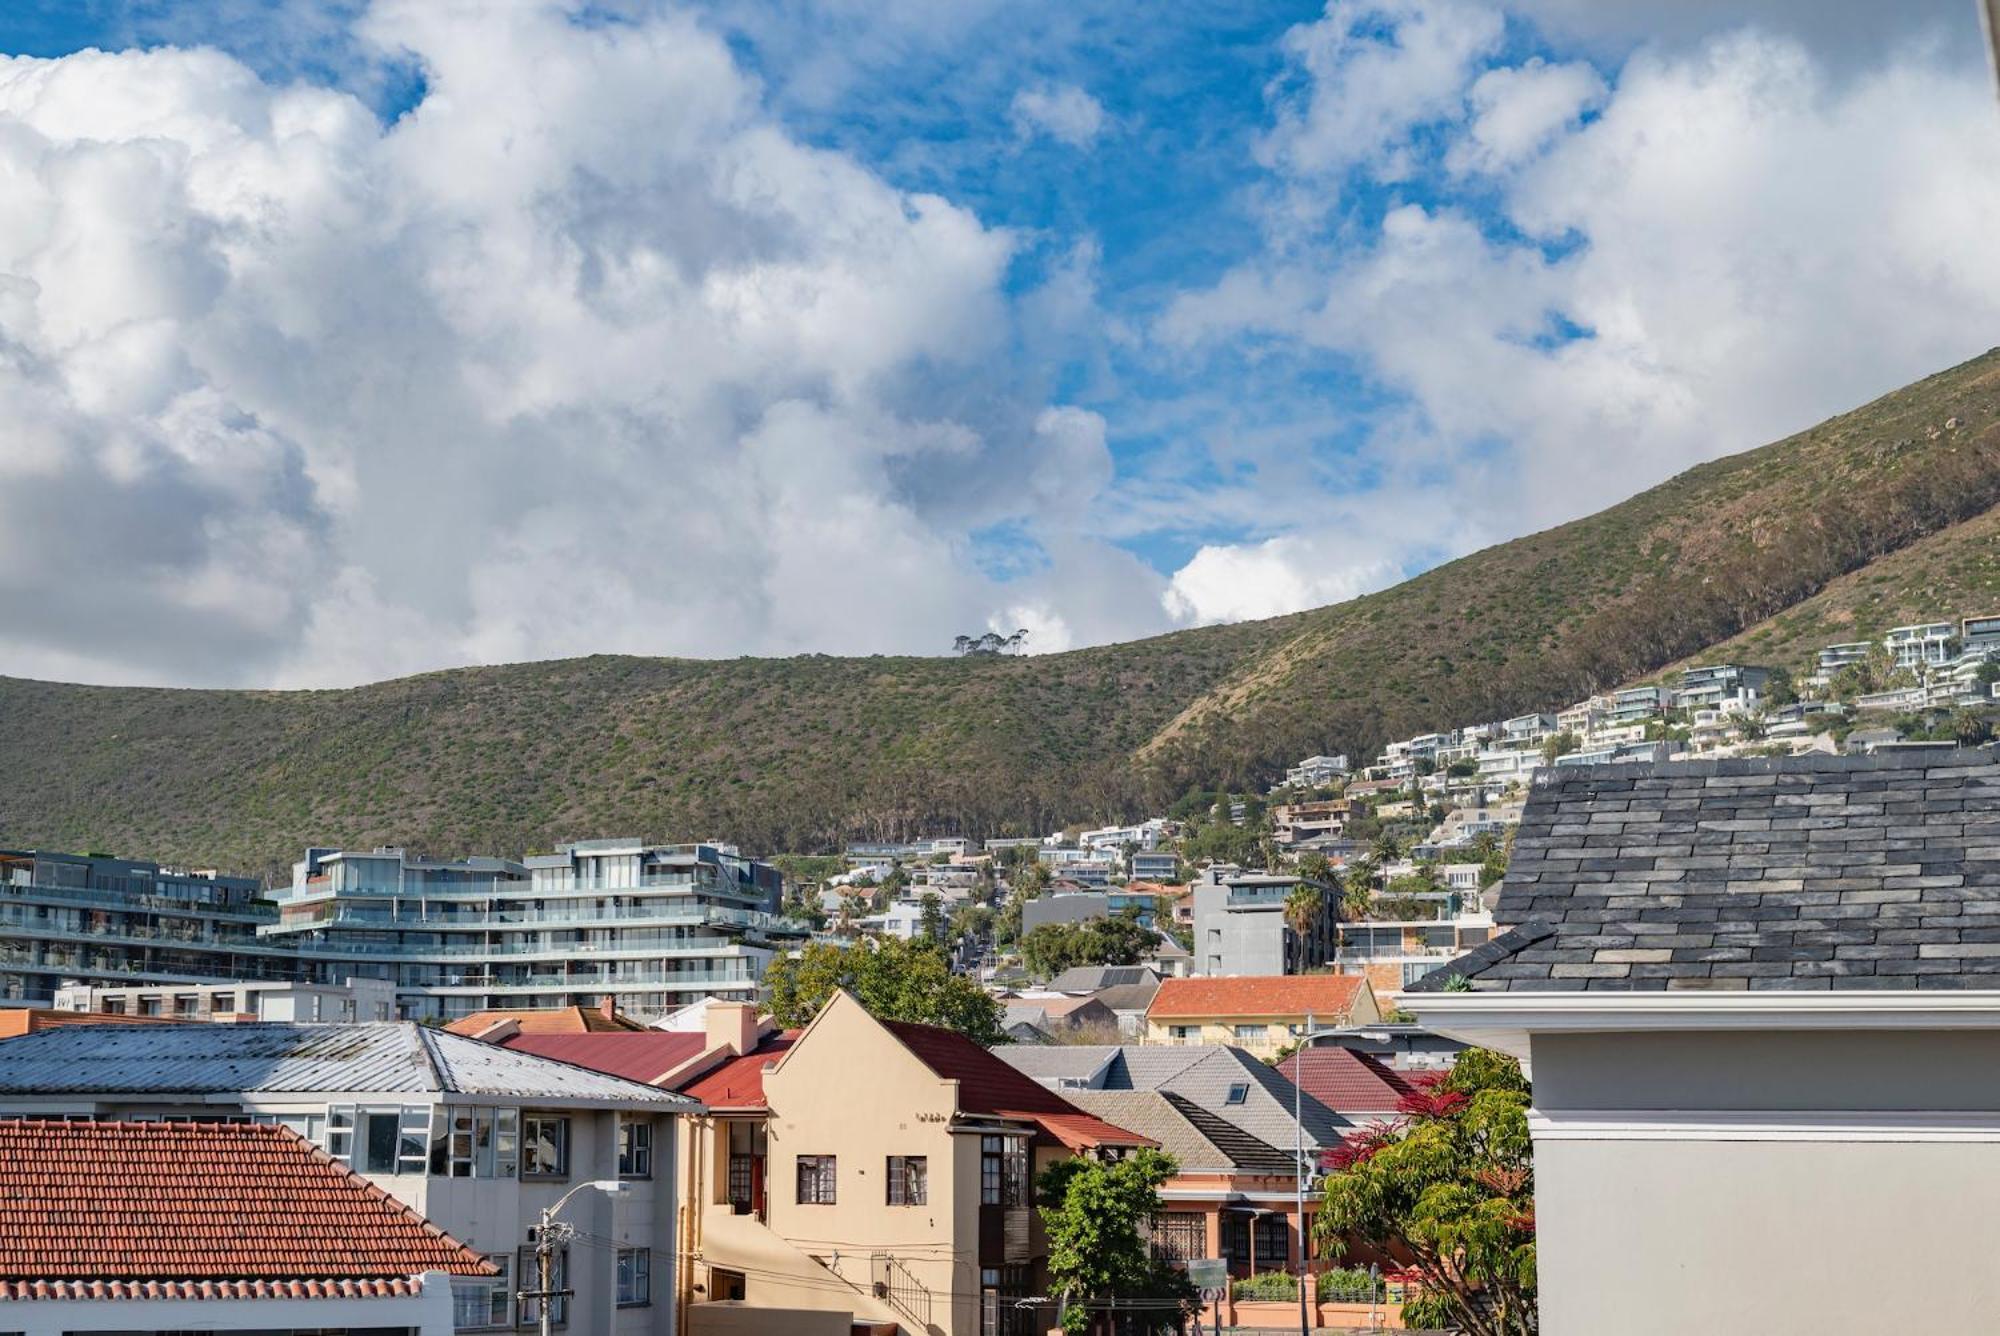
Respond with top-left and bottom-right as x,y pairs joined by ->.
523,1212 -> 575,1336
1295,1010 -> 1313,1336
520,1178 -> 627,1335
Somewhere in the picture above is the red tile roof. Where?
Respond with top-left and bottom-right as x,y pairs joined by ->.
880,1019 -> 1154,1151
1147,974 -> 1372,1021
675,1032 -> 799,1109
1276,1047 -> 1415,1114
0,1120 -> 492,1287
444,1005 -> 647,1035
498,1032 -> 707,1085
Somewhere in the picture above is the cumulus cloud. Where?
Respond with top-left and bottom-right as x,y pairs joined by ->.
1164,536 -> 1404,625
1260,0 -> 1503,184
1010,83 -> 1106,147
0,1 -> 1155,686
1448,57 -> 1606,174
1156,7 -> 2000,622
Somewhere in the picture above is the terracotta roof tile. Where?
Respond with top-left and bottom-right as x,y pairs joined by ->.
1147,974 -> 1372,1021
0,1120 -> 493,1286
1275,1047 -> 1414,1115
445,1005 -> 647,1035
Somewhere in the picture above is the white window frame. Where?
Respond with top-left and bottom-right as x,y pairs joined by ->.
618,1118 -> 653,1180
617,1247 -> 651,1307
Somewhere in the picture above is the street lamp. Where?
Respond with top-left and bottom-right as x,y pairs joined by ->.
1289,1010 -> 1354,1336
523,1179 -> 629,1336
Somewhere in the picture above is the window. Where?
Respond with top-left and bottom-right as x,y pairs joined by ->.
328,1105 -> 429,1174
1233,1025 -> 1264,1044
618,1119 -> 653,1179
522,1114 -> 569,1178
1169,1024 -> 1197,1041
886,1155 -> 927,1206
980,1136 -> 1027,1208
796,1155 -> 837,1204
453,1254 -> 512,1329
429,1106 -> 517,1179
617,1248 -> 651,1307
1224,1082 -> 1250,1105
1152,1212 -> 1206,1264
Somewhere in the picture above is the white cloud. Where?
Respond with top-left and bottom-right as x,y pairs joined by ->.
1448,57 -> 1606,174
0,1 -> 1157,686
1260,0 -> 1504,183
1161,16 -> 2000,617
1163,535 -> 1404,625
1010,83 -> 1106,147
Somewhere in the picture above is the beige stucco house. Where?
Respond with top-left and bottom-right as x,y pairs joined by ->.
1406,750 -> 2000,1336
656,992 -> 1150,1336
1144,973 -> 1381,1057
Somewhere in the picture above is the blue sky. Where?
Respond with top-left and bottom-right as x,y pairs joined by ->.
0,0 -> 1992,686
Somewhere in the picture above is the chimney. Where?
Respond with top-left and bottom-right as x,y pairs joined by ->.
599,997 -> 619,1023
705,1000 -> 761,1057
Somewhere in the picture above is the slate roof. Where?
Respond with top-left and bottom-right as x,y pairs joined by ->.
1409,749 -> 2000,993
0,1022 -> 696,1106
0,1120 -> 491,1291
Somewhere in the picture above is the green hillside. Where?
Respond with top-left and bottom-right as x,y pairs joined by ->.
5,349 -> 2000,875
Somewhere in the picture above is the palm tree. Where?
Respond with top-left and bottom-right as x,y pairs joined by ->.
1370,831 -> 1403,865
1284,884 -> 1322,939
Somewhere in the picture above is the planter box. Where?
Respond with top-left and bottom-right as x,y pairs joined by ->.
1215,1295 -> 1411,1330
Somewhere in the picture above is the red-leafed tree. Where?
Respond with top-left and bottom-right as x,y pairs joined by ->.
1316,1049 -> 1537,1335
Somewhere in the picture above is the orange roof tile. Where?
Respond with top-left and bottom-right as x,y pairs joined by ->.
444,1004 -> 647,1035
1276,1047 -> 1415,1114
0,1120 -> 493,1285
1147,974 -> 1372,1021
0,1010 -> 184,1040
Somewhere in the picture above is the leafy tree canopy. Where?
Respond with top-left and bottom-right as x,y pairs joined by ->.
762,936 -> 1004,1044
1317,1048 -> 1536,1336
1038,1148 -> 1200,1336
1019,910 -> 1156,977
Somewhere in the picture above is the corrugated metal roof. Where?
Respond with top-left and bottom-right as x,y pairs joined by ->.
0,1022 -> 695,1107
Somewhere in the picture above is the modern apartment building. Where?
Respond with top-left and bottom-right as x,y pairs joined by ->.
0,847 -> 303,1004
1283,753 -> 1350,788
1190,870 -> 1339,977
1675,663 -> 1773,710
261,840 -> 805,1022
1883,621 -> 1957,671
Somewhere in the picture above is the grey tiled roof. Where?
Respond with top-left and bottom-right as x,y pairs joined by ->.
1409,749 -> 2000,993
996,1042 -> 1350,1148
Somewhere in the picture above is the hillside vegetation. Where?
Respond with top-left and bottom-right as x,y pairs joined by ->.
5,349 -> 2000,875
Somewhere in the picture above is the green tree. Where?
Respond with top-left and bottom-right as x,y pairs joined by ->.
1295,851 -> 1332,882
1019,911 -> 1155,977
1539,730 -> 1581,764
1038,1148 -> 1200,1335
918,891 -> 947,946
1317,1049 -> 1536,1336
762,937 -> 1005,1044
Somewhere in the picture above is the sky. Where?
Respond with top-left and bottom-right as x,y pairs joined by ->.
0,0 -> 1995,688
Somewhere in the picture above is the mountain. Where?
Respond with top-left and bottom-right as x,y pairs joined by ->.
5,349 -> 2000,875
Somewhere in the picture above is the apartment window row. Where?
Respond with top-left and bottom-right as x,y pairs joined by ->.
314,1104 -> 574,1179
